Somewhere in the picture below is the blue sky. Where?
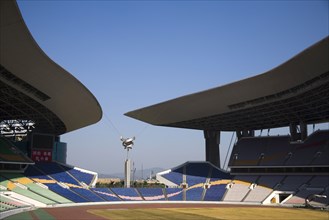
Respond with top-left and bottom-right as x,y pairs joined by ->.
17,0 -> 328,175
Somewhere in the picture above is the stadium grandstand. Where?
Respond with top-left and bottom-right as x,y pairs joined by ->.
0,0 -> 328,219
125,29 -> 329,208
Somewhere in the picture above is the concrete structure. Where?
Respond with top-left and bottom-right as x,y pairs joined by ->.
125,36 -> 329,167
0,1 -> 102,136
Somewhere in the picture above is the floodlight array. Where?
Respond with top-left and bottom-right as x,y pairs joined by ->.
0,119 -> 35,137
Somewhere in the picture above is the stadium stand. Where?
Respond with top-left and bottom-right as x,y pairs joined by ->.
186,187 -> 204,201
307,176 -> 329,188
285,188 -> 324,205
1,136 -> 327,209
1,1 -> 329,217
0,194 -> 29,212
243,184 -> 273,203
91,188 -> 122,201
70,187 -> 106,202
137,188 -> 166,201
160,167 -> 184,186
277,176 -> 312,191
65,166 -> 97,186
34,162 -> 81,186
284,175 -> 329,205
258,136 -> 293,166
159,161 -> 230,185
286,130 -> 329,166
0,137 -> 33,164
157,162 -> 233,202
110,188 -> 143,201
24,164 -> 54,181
1,173 -> 71,204
229,130 -> 329,168
165,188 -> 183,201
203,184 -> 227,201
312,144 -> 329,165
222,182 -> 250,202
209,167 -> 231,180
257,175 -> 285,189
229,138 -> 262,166
0,173 -> 61,205
23,163 -> 108,203
185,162 -> 210,186
45,183 -> 89,203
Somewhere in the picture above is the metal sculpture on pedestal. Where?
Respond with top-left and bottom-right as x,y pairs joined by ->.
120,136 -> 135,188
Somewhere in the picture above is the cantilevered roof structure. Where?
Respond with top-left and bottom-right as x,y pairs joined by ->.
0,1 -> 102,135
125,36 -> 329,132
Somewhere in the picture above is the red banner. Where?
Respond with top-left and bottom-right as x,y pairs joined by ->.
31,150 -> 52,162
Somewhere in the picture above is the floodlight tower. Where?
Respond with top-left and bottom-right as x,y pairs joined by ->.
120,136 -> 135,188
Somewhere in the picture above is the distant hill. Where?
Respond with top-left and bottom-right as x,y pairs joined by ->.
99,167 -> 166,180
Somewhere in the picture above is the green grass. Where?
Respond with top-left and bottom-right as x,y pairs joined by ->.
88,207 -> 329,220
4,206 -> 328,220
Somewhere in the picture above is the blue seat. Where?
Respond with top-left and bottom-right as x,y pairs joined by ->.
166,188 -> 183,201
138,188 -> 166,201
35,162 -> 80,186
204,184 -> 226,201
162,172 -> 183,185
24,165 -> 52,180
45,183 -> 88,203
67,168 -> 95,185
111,188 -> 143,201
91,188 -> 121,201
186,187 -> 203,201
70,187 -> 105,202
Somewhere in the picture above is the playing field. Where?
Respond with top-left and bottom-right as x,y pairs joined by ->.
88,207 -> 329,220
4,204 -> 329,220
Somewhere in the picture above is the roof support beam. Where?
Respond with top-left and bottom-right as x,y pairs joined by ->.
203,130 -> 220,168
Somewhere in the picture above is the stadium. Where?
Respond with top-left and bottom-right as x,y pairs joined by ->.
1,1 -> 328,219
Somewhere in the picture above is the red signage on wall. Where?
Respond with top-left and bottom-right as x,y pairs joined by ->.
31,150 -> 52,162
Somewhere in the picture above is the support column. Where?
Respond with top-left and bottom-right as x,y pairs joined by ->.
124,159 -> 131,188
203,130 -> 220,168
300,121 -> 308,141
289,122 -> 298,142
290,122 -> 308,142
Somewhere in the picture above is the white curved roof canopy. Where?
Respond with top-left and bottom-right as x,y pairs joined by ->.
125,37 -> 329,131
0,1 -> 102,135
